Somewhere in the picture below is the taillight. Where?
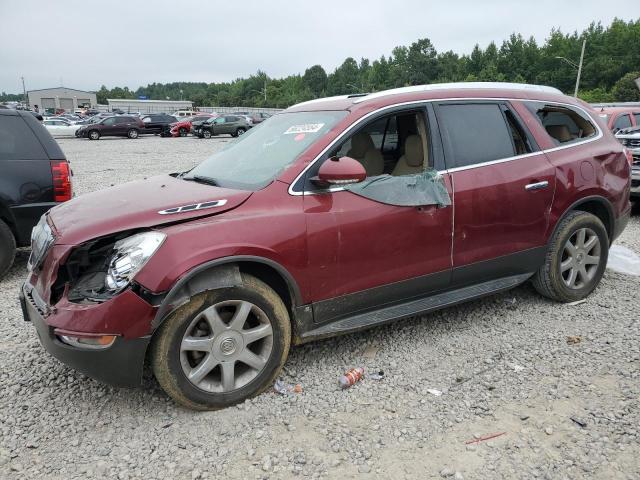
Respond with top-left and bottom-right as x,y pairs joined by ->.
50,160 -> 72,202
622,147 -> 633,167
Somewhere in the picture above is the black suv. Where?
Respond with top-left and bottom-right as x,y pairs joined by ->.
141,114 -> 177,135
76,116 -> 145,140
193,115 -> 252,138
0,109 -> 72,277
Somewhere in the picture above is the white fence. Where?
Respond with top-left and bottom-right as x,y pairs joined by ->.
96,104 -> 283,115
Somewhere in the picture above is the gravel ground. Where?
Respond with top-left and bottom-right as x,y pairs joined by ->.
1,135 -> 639,479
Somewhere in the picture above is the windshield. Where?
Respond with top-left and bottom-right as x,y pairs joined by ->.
184,111 -> 347,190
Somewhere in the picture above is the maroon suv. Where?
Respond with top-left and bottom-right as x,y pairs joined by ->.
21,83 -> 631,410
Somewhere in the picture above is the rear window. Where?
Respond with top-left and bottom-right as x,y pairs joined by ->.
525,103 -> 597,145
0,116 -> 47,160
436,103 -> 516,168
613,114 -> 632,131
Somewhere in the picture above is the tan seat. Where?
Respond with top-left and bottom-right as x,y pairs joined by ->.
346,132 -> 384,176
392,135 -> 425,176
545,125 -> 572,143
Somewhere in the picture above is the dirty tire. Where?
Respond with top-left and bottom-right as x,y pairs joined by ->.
151,273 -> 291,410
0,219 -> 16,279
532,210 -> 608,302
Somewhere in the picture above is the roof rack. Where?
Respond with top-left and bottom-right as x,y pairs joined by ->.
352,82 -> 563,103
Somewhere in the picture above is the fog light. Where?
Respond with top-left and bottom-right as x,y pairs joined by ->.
56,331 -> 117,350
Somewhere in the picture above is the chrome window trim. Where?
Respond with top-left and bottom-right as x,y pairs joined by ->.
287,97 -> 602,196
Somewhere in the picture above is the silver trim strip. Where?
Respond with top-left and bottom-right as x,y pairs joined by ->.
158,199 -> 228,215
287,97 -> 602,196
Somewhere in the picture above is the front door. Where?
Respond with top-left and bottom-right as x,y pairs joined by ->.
433,101 -> 556,285
302,106 -> 454,324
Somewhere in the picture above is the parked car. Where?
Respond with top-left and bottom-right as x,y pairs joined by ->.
162,114 -> 214,137
140,114 -> 178,135
594,105 -> 640,132
20,82 -> 631,410
43,118 -> 78,137
232,111 -> 272,124
193,115 -> 252,138
172,110 -> 202,118
615,126 -> 640,197
76,115 -> 144,140
0,109 -> 72,278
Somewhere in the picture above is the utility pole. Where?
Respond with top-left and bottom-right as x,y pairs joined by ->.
21,76 -> 28,108
263,79 -> 267,102
574,38 -> 586,98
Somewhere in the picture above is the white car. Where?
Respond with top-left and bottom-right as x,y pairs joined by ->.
43,118 -> 79,137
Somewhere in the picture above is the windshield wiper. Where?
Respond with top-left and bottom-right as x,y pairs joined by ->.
185,174 -> 219,186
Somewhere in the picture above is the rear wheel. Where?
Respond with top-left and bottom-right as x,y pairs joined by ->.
179,127 -> 188,137
127,129 -> 139,139
532,211 -> 608,302
88,130 -> 100,140
235,128 -> 246,137
151,274 -> 291,410
0,219 -> 16,279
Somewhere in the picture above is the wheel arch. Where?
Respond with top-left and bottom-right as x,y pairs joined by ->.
150,256 -> 302,331
551,195 -> 615,242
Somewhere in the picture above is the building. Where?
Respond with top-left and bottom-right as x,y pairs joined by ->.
106,98 -> 193,114
27,87 -> 96,113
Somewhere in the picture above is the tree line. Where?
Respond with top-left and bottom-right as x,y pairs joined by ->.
3,18 -> 639,108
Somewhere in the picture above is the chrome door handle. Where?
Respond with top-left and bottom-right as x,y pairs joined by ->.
525,181 -> 549,191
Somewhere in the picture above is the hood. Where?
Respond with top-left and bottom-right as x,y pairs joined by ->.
49,174 -> 252,245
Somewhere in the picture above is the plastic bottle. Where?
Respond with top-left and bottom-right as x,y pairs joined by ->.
339,367 -> 365,389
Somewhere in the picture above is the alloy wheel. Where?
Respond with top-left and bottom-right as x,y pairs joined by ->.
560,227 -> 601,289
180,300 -> 274,393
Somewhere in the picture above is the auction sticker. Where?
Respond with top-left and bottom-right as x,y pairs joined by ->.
284,123 -> 324,135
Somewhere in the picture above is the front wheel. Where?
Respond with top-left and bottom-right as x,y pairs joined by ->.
151,273 -> 291,410
532,211 -> 609,302
235,128 -> 246,137
178,127 -> 188,137
127,129 -> 139,139
88,130 -> 100,140
202,130 -> 212,139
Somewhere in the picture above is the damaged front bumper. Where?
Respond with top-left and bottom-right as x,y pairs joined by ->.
20,281 -> 155,387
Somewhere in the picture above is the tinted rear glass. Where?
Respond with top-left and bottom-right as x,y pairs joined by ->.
436,103 -> 515,168
0,116 -> 47,160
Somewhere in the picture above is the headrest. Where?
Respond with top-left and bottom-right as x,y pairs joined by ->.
349,132 -> 375,157
404,135 -> 424,167
545,124 -> 571,143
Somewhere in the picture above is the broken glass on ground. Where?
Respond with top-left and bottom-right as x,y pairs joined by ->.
343,169 -> 451,207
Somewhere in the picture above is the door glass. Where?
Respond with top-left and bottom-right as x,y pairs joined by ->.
525,103 -> 597,145
437,103 -> 516,167
634,113 -> 640,125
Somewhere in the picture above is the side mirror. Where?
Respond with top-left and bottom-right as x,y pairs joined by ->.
313,156 -> 366,186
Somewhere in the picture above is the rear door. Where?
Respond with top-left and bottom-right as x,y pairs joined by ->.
433,101 -> 555,285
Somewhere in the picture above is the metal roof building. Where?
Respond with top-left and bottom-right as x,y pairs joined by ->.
27,87 -> 96,112
106,98 -> 193,114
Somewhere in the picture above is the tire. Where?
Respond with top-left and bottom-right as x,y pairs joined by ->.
127,129 -> 139,139
88,130 -> 100,140
235,128 -> 246,137
532,211 -> 609,302
202,130 -> 212,139
0,219 -> 16,279
178,127 -> 187,137
151,273 -> 291,410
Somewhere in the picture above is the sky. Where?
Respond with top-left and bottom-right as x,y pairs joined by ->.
0,0 -> 638,94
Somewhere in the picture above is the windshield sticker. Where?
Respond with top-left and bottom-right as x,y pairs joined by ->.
284,123 -> 324,135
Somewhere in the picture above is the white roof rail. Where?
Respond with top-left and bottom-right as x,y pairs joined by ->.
352,82 -> 563,103
292,95 -> 351,108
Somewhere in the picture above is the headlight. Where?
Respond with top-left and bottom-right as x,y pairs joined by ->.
104,231 -> 165,294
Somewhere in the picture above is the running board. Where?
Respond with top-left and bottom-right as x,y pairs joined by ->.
301,273 -> 532,340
